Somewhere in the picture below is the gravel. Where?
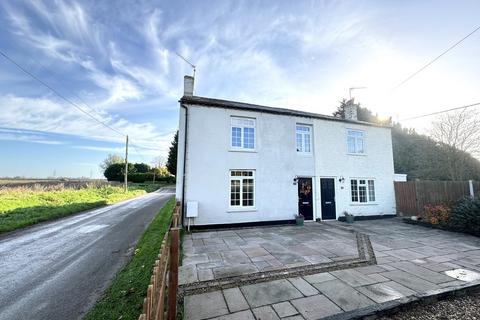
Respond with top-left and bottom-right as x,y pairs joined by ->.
378,292 -> 480,320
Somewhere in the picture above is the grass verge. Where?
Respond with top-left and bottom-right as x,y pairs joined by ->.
85,197 -> 175,320
0,183 -> 167,234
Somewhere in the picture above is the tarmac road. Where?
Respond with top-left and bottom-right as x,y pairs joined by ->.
0,188 -> 175,320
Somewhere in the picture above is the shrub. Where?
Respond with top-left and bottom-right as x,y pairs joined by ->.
448,197 -> 480,236
420,204 -> 451,225
128,173 -> 153,183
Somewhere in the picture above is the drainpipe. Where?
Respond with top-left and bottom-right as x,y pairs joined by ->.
180,103 -> 188,225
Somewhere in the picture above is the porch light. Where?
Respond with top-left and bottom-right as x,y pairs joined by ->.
339,176 -> 345,183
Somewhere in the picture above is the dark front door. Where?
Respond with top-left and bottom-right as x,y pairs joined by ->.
320,178 -> 336,220
298,178 -> 313,220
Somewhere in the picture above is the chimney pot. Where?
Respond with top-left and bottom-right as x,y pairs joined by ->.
184,75 -> 194,96
344,99 -> 358,121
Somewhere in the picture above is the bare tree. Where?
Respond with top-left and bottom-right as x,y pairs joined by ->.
430,108 -> 480,180
99,154 -> 124,172
152,155 -> 166,169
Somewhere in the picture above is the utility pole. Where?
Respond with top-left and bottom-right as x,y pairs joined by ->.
124,135 -> 129,192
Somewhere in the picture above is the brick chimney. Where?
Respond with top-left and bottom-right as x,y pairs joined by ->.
344,98 -> 358,121
184,75 -> 194,96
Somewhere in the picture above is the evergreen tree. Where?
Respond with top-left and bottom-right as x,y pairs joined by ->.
166,131 -> 178,176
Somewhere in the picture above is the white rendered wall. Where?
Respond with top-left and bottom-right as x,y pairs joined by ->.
180,103 -> 396,225
182,104 -> 315,225
313,121 -> 396,219
175,106 -> 186,201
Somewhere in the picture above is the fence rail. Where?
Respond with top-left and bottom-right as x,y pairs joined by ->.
395,180 -> 479,216
138,201 -> 182,320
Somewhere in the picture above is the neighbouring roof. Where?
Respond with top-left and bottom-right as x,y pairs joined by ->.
180,95 -> 391,128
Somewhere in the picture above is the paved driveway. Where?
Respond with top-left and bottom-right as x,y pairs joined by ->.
180,224 -> 361,284
0,188 -> 174,320
180,219 -> 480,320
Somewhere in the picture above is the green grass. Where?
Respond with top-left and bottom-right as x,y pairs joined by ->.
85,198 -> 175,320
0,183 -> 167,234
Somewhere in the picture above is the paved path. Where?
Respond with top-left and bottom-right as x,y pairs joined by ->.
182,219 -> 480,320
0,188 -> 174,320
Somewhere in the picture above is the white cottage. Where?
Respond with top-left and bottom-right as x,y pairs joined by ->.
176,76 -> 396,227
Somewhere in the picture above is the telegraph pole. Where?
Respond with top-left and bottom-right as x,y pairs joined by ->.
124,135 -> 129,192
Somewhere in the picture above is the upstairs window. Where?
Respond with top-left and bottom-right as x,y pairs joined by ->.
351,179 -> 375,203
296,125 -> 312,153
230,170 -> 255,208
231,117 -> 255,150
347,130 -> 364,154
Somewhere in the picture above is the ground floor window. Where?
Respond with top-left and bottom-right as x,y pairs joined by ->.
230,170 -> 255,208
351,179 -> 375,203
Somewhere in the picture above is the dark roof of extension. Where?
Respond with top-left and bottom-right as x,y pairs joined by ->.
180,95 -> 391,128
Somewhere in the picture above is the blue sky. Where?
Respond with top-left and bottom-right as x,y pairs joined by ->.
1,0 -> 479,178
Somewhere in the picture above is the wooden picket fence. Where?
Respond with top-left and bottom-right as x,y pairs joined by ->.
138,201 -> 182,320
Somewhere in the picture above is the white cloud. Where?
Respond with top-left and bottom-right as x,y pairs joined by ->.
0,94 -> 171,155
0,128 -> 65,145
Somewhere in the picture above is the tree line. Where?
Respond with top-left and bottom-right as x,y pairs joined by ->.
100,132 -> 178,183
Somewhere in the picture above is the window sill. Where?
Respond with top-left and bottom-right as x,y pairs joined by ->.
227,207 -> 257,212
229,148 -> 257,153
347,153 -> 367,156
296,152 -> 313,156
350,203 -> 378,206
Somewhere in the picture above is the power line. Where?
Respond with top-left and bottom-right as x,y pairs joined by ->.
1,49 -> 158,160
399,102 -> 480,121
394,25 -> 480,90
0,49 -> 125,137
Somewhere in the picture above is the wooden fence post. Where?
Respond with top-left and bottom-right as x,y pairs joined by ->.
167,227 -> 180,320
469,180 -> 475,198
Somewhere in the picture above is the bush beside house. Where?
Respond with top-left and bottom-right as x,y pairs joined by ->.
449,198 -> 480,236
406,197 -> 480,237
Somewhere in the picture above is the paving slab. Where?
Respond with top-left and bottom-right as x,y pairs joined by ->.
381,270 -> 440,293
213,264 -> 259,278
303,272 -> 336,285
288,277 -> 319,296
313,280 -> 375,312
252,306 -> 280,320
197,268 -> 214,281
353,265 -> 389,275
389,261 -> 455,284
179,265 -> 198,285
356,281 -> 416,303
291,294 -> 342,319
184,291 -> 229,320
330,269 -> 384,287
384,249 -> 428,260
272,301 -> 299,318
211,310 -> 256,320
223,287 -> 249,313
241,279 -> 303,308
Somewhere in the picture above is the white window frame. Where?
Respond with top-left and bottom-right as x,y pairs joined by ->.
230,117 -> 256,151
229,170 -> 255,209
350,178 -> 376,204
296,124 -> 312,154
347,129 -> 365,154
